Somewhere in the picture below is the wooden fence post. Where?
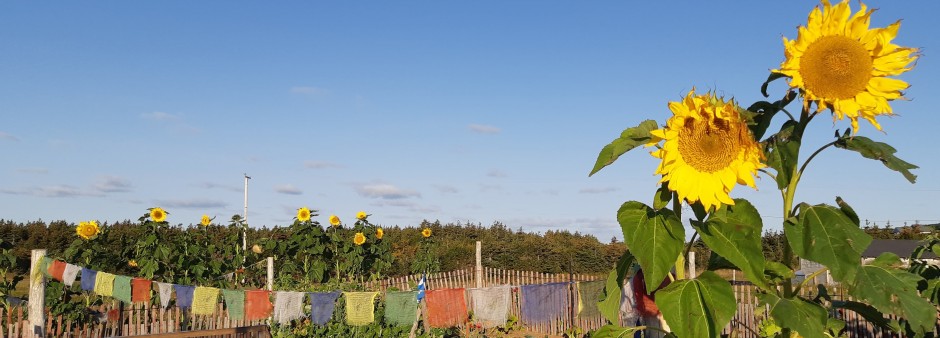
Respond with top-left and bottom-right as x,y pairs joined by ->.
475,241 -> 482,289
266,257 -> 274,291
28,249 -> 46,338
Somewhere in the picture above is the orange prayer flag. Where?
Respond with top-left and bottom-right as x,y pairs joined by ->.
48,260 -> 66,282
245,290 -> 273,321
425,288 -> 468,328
131,278 -> 152,303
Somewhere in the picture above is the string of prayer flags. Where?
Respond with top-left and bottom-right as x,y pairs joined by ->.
132,278 -> 152,303
192,287 -> 220,315
63,263 -> 81,286
577,280 -> 606,318
222,289 -> 245,320
468,286 -> 510,328
384,291 -> 418,327
48,260 -> 67,282
174,285 -> 195,309
425,288 -> 468,328
520,282 -> 569,325
156,282 -> 173,308
273,291 -> 306,324
80,268 -> 97,292
245,290 -> 273,321
309,291 -> 341,325
94,272 -> 116,297
112,275 -> 132,303
344,292 -> 378,326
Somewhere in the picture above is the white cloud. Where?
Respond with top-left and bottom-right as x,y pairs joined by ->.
370,200 -> 441,213
579,187 -> 620,194
486,169 -> 508,178
155,198 -> 227,209
1,185 -> 102,198
468,124 -> 501,134
290,86 -> 330,96
274,184 -> 303,195
140,111 -> 180,121
354,183 -> 421,199
304,161 -> 342,169
93,176 -> 133,193
198,182 -> 242,192
0,132 -> 19,141
479,183 -> 504,192
433,184 -> 459,194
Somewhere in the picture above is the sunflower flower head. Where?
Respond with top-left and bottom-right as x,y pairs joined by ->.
356,211 -> 368,220
252,244 -> 263,254
422,228 -> 432,238
297,207 -> 311,222
128,260 -> 138,268
75,220 -> 100,240
200,214 -> 211,227
150,208 -> 167,223
648,90 -> 765,212
775,0 -> 919,133
376,227 -> 384,240
329,214 -> 341,227
353,232 -> 366,246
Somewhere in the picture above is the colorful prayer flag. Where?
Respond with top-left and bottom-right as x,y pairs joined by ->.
94,272 -> 116,297
425,288 -> 468,328
344,292 -> 378,326
273,291 -> 306,324
112,275 -> 132,303
244,290 -> 273,321
63,264 -> 81,286
468,286 -> 510,328
384,291 -> 418,327
155,282 -> 173,308
192,287 -> 220,315
520,282 -> 569,325
222,289 -> 245,320
80,268 -> 97,292
132,278 -> 152,303
577,280 -> 605,318
309,291 -> 340,325
47,260 -> 66,282
174,285 -> 195,309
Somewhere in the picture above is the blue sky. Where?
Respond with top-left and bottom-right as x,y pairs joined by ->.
2,1 -> 939,242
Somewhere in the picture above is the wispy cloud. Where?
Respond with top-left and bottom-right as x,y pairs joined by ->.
155,198 -> 227,209
354,183 -> 421,199
140,112 -> 199,134
93,176 -> 133,193
433,184 -> 459,194
304,161 -> 342,169
486,169 -> 508,178
370,200 -> 441,213
198,182 -> 243,193
290,86 -> 330,96
579,187 -> 620,194
274,184 -> 303,195
17,168 -> 48,174
140,111 -> 180,121
479,183 -> 504,192
1,185 -> 102,198
0,132 -> 19,141
468,124 -> 501,135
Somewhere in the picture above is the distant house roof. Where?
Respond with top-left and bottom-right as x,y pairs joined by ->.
862,239 -> 936,259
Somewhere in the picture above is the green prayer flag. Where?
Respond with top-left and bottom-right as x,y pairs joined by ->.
223,289 -> 245,320
578,280 -> 606,318
112,275 -> 133,303
384,291 -> 418,327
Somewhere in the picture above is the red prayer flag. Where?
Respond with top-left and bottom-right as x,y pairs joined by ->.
632,270 -> 669,317
48,260 -> 66,282
244,290 -> 273,321
132,278 -> 152,302
425,288 -> 468,328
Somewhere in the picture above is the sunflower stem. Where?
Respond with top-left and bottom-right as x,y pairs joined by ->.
780,107 -> 796,122
757,168 -> 777,180
672,193 -> 686,279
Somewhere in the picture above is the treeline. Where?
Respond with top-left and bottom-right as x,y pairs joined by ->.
0,219 -> 625,278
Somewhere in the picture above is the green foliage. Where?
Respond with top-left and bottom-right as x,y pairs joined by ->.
589,120 -> 658,177
691,199 -> 769,291
835,135 -> 918,184
757,293 -> 828,338
598,251 -> 634,324
763,120 -> 801,190
617,201 -> 684,291
848,253 -> 937,335
655,271 -> 735,338
784,202 -> 872,283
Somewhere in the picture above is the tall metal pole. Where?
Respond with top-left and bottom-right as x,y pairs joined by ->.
243,174 -> 250,261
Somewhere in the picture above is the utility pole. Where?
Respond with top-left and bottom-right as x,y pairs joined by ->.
243,174 -> 251,262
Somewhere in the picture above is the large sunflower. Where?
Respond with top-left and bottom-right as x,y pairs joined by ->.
775,0 -> 918,132
297,207 -> 311,222
353,232 -> 366,246
75,220 -> 100,240
649,90 -> 765,212
150,208 -> 167,223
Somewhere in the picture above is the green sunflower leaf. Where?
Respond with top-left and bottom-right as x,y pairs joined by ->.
656,271 -> 736,338
835,196 -> 860,226
598,251 -> 635,324
692,199 -> 769,291
832,300 -> 901,332
834,135 -> 918,183
784,203 -> 872,283
590,120 -> 659,177
849,253 -> 937,335
764,120 -> 801,190
617,201 -> 684,291
758,293 -> 828,338
653,182 -> 672,210
761,72 -> 789,98
592,324 -> 641,338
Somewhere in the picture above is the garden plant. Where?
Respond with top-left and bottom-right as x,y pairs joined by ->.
590,1 -> 934,337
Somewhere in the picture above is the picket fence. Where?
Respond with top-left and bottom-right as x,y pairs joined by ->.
1,268 -> 927,337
